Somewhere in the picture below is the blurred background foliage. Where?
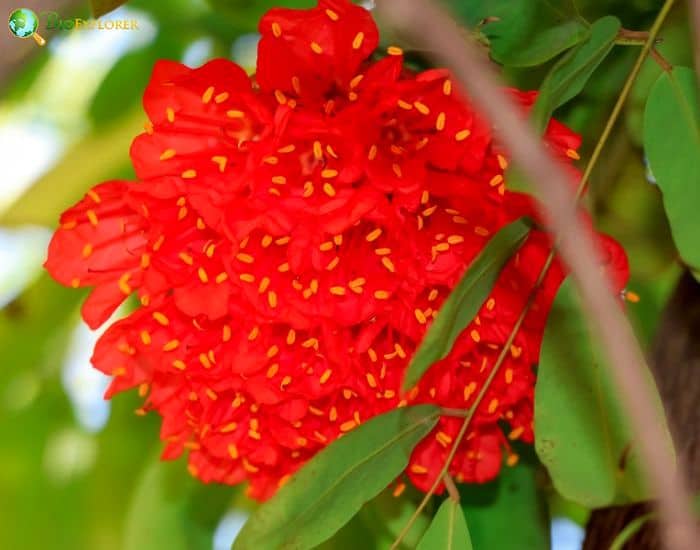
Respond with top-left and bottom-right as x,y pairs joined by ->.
0,0 -> 691,548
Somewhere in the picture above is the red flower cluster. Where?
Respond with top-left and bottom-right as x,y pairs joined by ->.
45,0 -> 628,500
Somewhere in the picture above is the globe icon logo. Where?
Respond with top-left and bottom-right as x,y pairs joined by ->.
8,8 -> 46,46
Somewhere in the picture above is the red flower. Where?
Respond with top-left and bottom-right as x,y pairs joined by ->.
45,0 -> 628,500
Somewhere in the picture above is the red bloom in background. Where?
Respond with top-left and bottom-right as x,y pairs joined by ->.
45,0 -> 628,500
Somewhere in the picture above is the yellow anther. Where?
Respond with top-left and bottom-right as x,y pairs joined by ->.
310,41 -> 323,54
443,79 -> 452,95
340,419 -> 356,432
321,168 -> 339,178
227,109 -> 244,118
447,235 -> 464,245
489,174 -> 504,187
271,175 -> 286,185
212,156 -> 227,172
181,169 -> 197,179
163,340 -> 179,351
366,228 -> 382,242
159,148 -> 176,161
178,252 -> 193,265
352,31 -> 364,49
414,101 -> 430,115
86,209 -> 99,226
166,107 -> 175,122
214,91 -> 229,103
197,267 -> 209,283
436,111 -> 446,131
268,290 -> 278,308
566,148 -> 581,160
470,329 -> 481,343
274,89 -> 287,105
271,21 -> 282,37
81,243 -> 93,258
410,464 -> 428,474
488,398 -> 499,414
374,290 -> 390,300
118,272 -> 132,295
455,129 -> 471,141
325,8 -> 339,20
387,46 -> 403,56
202,86 -> 214,104
368,144 -> 378,160
172,359 -> 186,370
322,182 -> 336,197
350,74 -> 364,88
236,252 -> 254,264
140,330 -> 151,345
505,368 -> 514,384
381,257 -> 395,272
320,369 -> 332,384
366,373 -> 377,388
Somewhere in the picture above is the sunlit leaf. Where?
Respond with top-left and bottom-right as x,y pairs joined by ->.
644,66 -> 700,273
532,16 -> 621,131
535,278 -> 673,507
402,218 -> 530,391
233,405 -> 441,550
417,498 -> 472,550
0,108 -> 141,227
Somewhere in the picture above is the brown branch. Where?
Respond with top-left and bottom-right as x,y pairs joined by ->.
376,1 -> 697,549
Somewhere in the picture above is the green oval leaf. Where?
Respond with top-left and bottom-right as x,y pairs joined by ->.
460,454 -> 550,550
233,405 -> 441,550
447,0 -> 587,67
417,498 -> 473,550
532,15 -> 621,132
643,66 -> 700,271
402,218 -> 531,391
534,278 -> 673,507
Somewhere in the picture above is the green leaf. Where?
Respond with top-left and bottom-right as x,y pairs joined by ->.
532,16 -> 621,132
233,405 -> 441,550
403,218 -> 530,391
124,458 -> 232,550
643,66 -> 700,271
535,278 -> 673,507
90,0 -> 129,17
417,498 -> 473,550
448,0 -> 587,67
460,452 -> 550,550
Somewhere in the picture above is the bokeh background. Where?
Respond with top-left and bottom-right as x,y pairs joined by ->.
0,1 -> 692,548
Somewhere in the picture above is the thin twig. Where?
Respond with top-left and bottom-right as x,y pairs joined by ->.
377,1 -> 697,549
442,473 -> 460,503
